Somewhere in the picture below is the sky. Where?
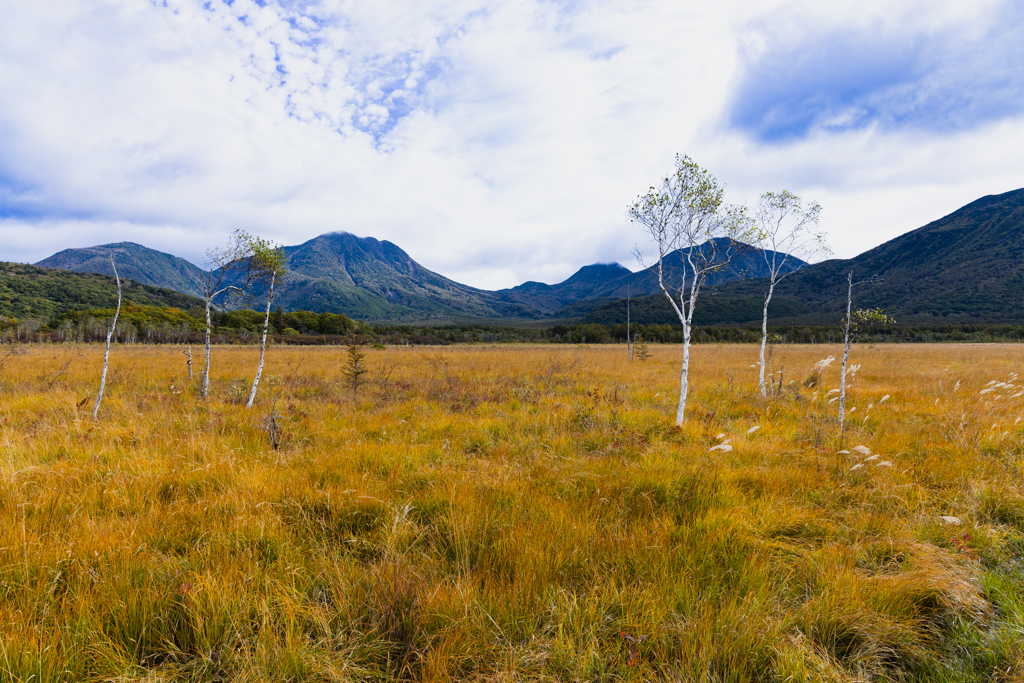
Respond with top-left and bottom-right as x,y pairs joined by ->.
1,0 -> 1022,290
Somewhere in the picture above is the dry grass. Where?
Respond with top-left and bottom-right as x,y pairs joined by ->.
0,342 -> 1023,681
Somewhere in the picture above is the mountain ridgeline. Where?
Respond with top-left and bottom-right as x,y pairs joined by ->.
37,242 -> 207,299
20,187 -> 1024,326
709,187 -> 1024,325
32,232 -> 806,322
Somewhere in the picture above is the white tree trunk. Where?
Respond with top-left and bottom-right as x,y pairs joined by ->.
839,272 -> 853,434
656,257 -> 702,427
202,299 -> 213,397
246,274 -> 275,408
839,331 -> 852,428
93,256 -> 121,419
758,281 -> 775,397
676,321 -> 691,425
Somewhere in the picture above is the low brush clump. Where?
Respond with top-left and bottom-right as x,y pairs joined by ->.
0,342 -> 1022,681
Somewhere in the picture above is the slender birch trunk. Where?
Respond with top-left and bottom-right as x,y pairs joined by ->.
758,281 -> 775,397
655,254 -> 703,427
202,300 -> 213,397
672,274 -> 701,426
93,256 -> 121,419
676,319 -> 692,425
838,272 -> 853,436
246,273 -> 276,408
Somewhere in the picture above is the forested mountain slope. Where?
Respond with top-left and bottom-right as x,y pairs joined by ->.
0,262 -> 204,321
37,242 -> 206,298
34,188 -> 1024,326
35,232 -> 805,322
715,188 -> 1024,323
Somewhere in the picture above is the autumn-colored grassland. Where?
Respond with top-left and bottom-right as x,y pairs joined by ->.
0,341 -> 1023,682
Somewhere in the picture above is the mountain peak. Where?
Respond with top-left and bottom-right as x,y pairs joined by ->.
716,186 -> 1024,323
566,262 -> 631,279
37,242 -> 207,298
35,188 -> 1023,325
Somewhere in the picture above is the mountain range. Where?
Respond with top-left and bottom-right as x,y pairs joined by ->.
574,187 -> 1024,326
715,187 -> 1024,324
22,187 -> 1024,325
36,233 -> 804,322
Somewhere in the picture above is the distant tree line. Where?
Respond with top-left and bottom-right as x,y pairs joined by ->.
219,307 -> 370,337
6,305 -> 1024,347
0,303 -> 371,344
370,321 -> 1024,346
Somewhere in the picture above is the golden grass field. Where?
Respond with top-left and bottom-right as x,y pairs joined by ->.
1,341 -> 1023,682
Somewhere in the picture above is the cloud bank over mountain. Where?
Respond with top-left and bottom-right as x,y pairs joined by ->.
1,0 -> 1022,288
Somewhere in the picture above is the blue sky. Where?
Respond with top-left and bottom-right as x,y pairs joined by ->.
731,4 -> 1024,141
1,0 -> 1022,288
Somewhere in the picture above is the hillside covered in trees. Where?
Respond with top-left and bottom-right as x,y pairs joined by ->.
0,262 -> 204,322
714,188 -> 1024,324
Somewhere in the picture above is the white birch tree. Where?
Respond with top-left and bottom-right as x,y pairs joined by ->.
199,230 -> 258,398
752,191 -> 828,397
629,154 -> 753,426
93,255 -> 121,419
245,236 -> 287,409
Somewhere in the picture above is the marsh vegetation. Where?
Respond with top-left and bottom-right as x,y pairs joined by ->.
0,343 -> 1022,681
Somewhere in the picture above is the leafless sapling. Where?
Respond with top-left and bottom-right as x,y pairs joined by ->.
838,271 -> 892,443
183,346 -> 193,380
263,395 -> 281,450
93,255 -> 122,419
629,154 -> 753,425
45,351 -> 77,390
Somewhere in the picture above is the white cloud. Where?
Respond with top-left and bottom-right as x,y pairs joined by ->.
1,0 -> 1022,289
